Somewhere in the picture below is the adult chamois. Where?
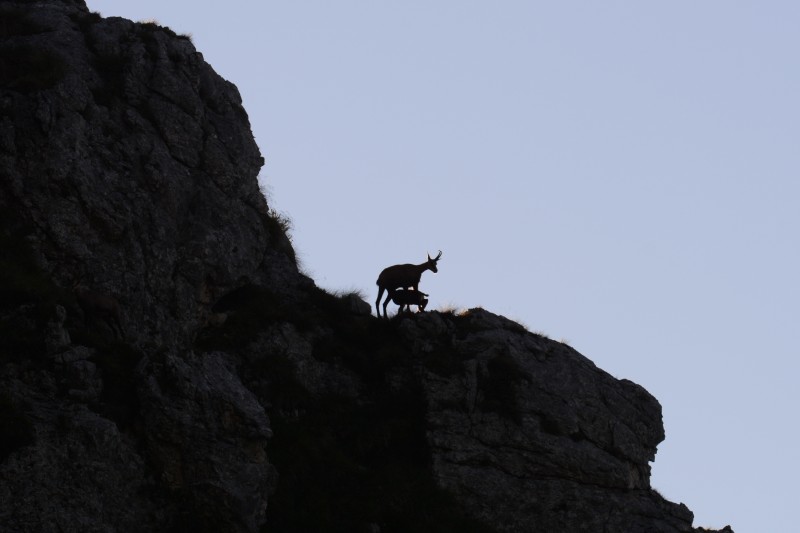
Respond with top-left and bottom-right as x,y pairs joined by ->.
375,251 -> 441,318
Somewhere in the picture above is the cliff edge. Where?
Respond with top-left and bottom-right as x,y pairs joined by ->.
0,2 -> 731,532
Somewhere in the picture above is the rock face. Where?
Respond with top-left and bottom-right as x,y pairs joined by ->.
0,2 -> 731,532
0,0 -> 297,351
410,310 -> 692,532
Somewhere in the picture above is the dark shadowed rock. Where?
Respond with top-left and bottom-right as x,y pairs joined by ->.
409,309 -> 692,531
138,351 -> 276,531
1,1 -> 295,530
0,0 -> 302,351
0,2 -> 732,532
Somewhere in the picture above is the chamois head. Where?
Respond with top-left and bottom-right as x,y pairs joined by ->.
426,250 -> 442,273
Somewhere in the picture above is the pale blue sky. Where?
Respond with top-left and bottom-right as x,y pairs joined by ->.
89,2 -> 799,531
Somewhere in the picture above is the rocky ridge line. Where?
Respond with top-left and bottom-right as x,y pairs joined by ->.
0,2 -> 732,532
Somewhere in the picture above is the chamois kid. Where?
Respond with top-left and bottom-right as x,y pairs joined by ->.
390,288 -> 429,313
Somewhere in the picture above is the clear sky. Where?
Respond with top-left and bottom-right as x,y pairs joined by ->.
88,2 -> 799,531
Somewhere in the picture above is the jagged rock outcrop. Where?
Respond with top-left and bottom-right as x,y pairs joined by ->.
229,301 -> 713,532
405,310 -> 692,532
0,2 -> 732,532
1,1 -> 297,530
0,0 -> 299,351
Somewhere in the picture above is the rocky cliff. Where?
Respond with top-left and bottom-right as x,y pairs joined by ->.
0,2 -> 731,532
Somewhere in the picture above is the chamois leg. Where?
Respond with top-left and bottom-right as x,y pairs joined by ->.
376,286 -> 385,317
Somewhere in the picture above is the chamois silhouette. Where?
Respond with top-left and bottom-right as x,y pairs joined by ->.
375,251 -> 441,318
390,288 -> 428,313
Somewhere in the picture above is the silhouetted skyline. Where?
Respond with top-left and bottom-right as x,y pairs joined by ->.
88,3 -> 800,532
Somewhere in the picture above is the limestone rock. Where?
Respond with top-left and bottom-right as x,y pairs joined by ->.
0,0 -> 303,351
0,2 -> 732,532
138,351 -> 276,532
